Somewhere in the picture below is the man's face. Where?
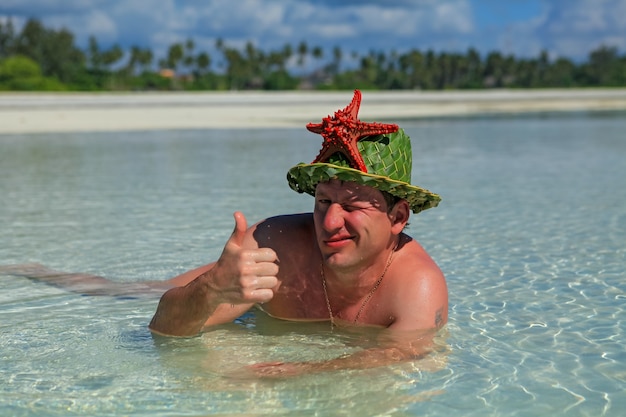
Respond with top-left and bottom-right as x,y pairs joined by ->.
313,180 -> 395,271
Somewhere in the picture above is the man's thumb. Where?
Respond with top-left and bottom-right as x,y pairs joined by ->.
230,211 -> 248,246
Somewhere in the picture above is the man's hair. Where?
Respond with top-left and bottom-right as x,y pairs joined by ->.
381,191 -> 410,229
381,191 -> 402,212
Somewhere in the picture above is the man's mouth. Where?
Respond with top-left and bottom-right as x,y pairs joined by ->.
324,235 -> 354,248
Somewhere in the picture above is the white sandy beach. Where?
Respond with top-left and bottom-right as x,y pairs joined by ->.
1,88 -> 626,134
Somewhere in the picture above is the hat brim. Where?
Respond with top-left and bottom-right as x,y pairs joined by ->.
287,162 -> 441,214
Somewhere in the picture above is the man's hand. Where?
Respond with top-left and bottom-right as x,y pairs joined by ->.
211,211 -> 279,305
149,212 -> 279,336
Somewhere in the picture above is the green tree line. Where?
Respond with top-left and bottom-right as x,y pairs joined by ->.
1,18 -> 625,91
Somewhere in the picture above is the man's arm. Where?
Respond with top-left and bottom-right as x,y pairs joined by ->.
246,327 -> 446,378
388,259 -> 448,332
149,212 -> 279,337
148,269 -> 254,336
247,306 -> 447,378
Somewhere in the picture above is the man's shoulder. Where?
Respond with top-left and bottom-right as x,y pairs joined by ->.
266,212 -> 313,224
249,213 -> 314,246
395,237 -> 445,281
254,213 -> 313,231
387,237 -> 448,326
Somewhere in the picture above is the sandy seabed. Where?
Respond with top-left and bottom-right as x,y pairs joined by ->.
1,88 -> 626,134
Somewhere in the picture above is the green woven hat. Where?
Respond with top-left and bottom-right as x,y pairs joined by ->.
286,90 -> 441,214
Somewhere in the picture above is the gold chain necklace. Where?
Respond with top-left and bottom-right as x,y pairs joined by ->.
321,245 -> 396,328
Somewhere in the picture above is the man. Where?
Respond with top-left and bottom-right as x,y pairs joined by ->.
148,90 -> 448,376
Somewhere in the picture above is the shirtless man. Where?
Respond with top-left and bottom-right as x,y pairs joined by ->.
148,90 -> 448,376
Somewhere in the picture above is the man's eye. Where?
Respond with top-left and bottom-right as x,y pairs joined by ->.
342,204 -> 364,212
346,202 -> 376,211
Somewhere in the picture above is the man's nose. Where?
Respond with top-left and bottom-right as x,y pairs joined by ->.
323,203 -> 345,230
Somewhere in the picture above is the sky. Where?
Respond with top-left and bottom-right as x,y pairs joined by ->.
1,0 -> 625,67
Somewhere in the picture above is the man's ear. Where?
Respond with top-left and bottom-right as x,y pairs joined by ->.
390,199 -> 410,234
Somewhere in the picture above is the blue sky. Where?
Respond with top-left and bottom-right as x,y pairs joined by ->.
1,0 -> 625,67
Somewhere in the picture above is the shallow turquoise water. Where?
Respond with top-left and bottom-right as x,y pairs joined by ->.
1,112 -> 625,416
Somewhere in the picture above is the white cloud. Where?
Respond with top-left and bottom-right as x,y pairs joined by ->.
547,0 -> 608,34
478,0 -> 626,59
543,0 -> 626,58
48,9 -> 117,44
433,1 -> 474,34
0,0 -> 624,61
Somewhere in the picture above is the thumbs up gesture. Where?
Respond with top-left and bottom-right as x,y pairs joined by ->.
212,212 -> 279,305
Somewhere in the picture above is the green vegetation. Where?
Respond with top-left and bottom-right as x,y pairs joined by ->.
1,18 -> 625,91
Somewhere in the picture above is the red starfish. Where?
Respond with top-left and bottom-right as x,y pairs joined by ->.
306,89 -> 399,173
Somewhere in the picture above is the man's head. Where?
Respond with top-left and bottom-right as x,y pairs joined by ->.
286,90 -> 441,215
312,179 -> 410,269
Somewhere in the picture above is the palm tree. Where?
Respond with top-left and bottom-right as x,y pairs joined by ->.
297,40 -> 308,68
137,48 -> 153,73
183,38 -> 195,73
196,52 -> 211,74
330,46 -> 342,76
166,43 -> 184,73
0,19 -> 16,58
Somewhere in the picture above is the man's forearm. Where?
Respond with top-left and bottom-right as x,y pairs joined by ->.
249,344 -> 431,378
302,346 -> 426,373
149,278 -> 213,336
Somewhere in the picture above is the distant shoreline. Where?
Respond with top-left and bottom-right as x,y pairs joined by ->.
1,88 -> 626,134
